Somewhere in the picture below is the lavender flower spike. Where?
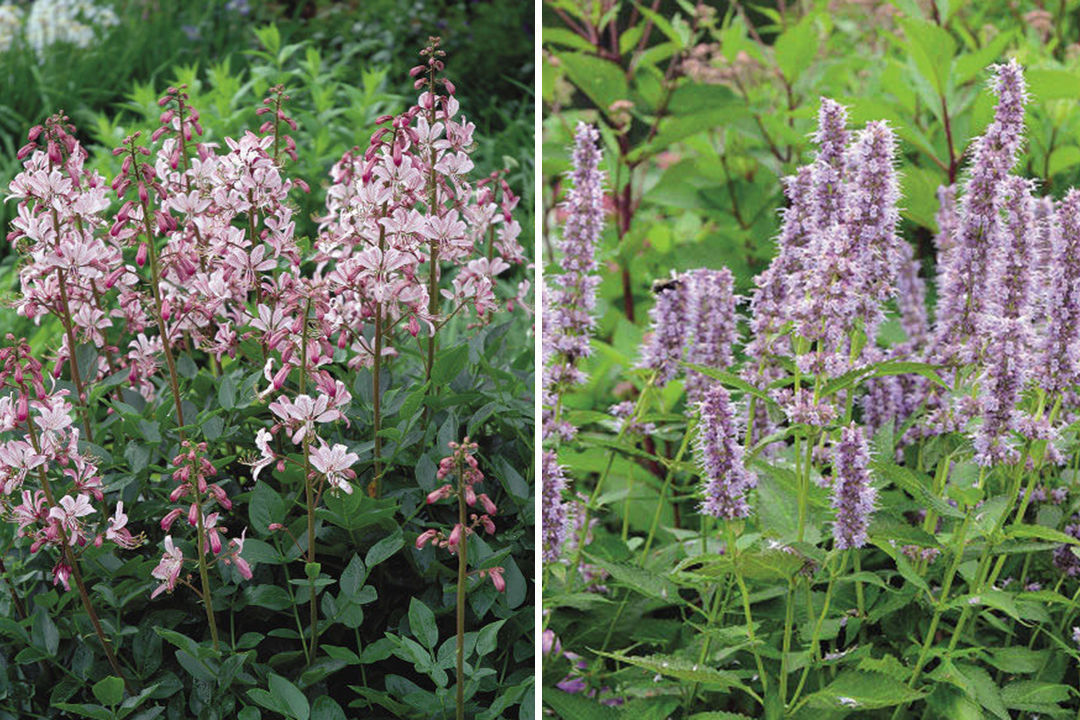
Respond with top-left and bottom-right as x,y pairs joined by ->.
1039,190 -> 1080,394
685,268 -> 737,405
811,98 -> 850,231
637,272 -> 689,386
747,165 -> 815,365
541,451 -> 568,563
696,385 -> 756,520
933,60 -> 1028,364
844,120 -> 900,337
831,423 -> 875,550
542,122 -> 605,441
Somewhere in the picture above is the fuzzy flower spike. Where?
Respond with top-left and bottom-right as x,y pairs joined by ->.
830,423 -> 875,549
695,385 -> 756,520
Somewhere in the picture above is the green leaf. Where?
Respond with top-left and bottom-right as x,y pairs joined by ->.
476,619 -> 507,657
408,597 -> 438,650
431,344 -> 469,385
218,374 -> 237,410
75,344 -> 99,385
1006,523 -> 1080,545
556,52 -> 630,113
544,688 -> 620,720
92,676 -> 124,707
365,529 -> 403,569
804,670 -> 926,710
1027,69 -> 1080,100
585,556 -> 678,601
873,460 -> 964,518
269,673 -> 310,720
682,363 -> 771,402
310,696 -> 346,720
1001,680 -> 1072,712
592,650 -> 750,691
52,704 -> 113,720
774,15 -> 817,83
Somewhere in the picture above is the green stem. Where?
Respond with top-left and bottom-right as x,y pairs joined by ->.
639,420 -> 694,565
789,553 -> 844,713
726,521 -> 769,695
455,455 -> 468,720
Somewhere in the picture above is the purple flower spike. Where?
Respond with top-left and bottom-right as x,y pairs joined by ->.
542,123 -> 605,441
811,98 -> 850,231
895,242 -> 928,346
831,423 -> 875,550
1040,190 -> 1080,394
541,451 -> 568,564
637,272 -> 690,386
974,177 -> 1038,467
685,268 -> 737,405
933,60 -> 1028,365
747,165 -> 815,365
843,120 -> 900,336
696,386 -> 756,520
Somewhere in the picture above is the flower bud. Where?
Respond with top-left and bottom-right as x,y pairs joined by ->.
136,243 -> 148,267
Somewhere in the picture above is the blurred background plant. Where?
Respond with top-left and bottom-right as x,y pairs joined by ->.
542,0 -> 1080,340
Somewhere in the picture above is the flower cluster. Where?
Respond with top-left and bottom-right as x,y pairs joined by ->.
417,438 -> 503,592
153,441 -> 249,599
0,336 -> 137,591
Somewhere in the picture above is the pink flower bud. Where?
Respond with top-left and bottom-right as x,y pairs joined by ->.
480,515 -> 495,535
136,243 -> 148,267
488,567 -> 505,592
478,493 -> 497,515
27,125 -> 43,141
426,484 -> 453,504
409,65 -> 426,77
268,523 -> 284,531
47,142 -> 61,164
104,267 -> 125,289
447,523 -> 463,552
15,395 -> 28,423
408,316 -> 420,337
272,365 -> 290,391
16,143 -> 35,160
160,508 -> 183,531
415,529 -> 438,549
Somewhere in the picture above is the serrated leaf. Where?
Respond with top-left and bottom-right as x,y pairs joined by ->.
592,650 -> 749,691
804,670 -> 926,710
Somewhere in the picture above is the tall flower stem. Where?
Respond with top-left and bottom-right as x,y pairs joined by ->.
132,144 -> 221,648
789,553 -> 844,713
190,464 -> 220,652
455,453 -> 468,720
894,493 -> 977,719
299,300 -> 319,658
726,521 -> 768,695
24,416 -> 133,693
424,60 -> 442,392
372,301 -> 384,495
639,420 -> 694,565
52,264 -> 92,443
572,374 -> 656,575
